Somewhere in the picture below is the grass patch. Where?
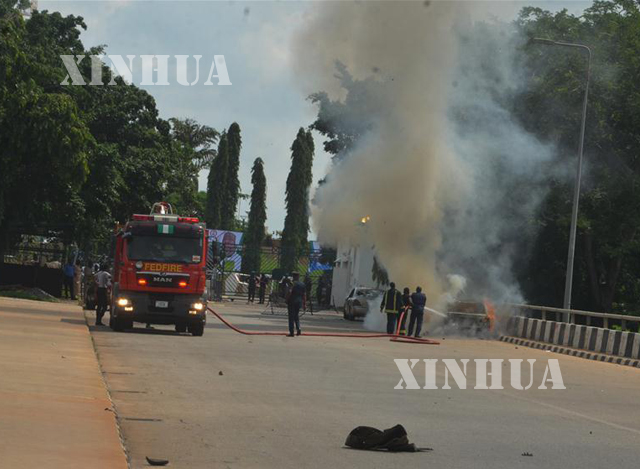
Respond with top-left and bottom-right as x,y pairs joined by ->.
0,287 -> 59,303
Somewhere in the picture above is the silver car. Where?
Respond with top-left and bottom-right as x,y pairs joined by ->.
343,287 -> 383,320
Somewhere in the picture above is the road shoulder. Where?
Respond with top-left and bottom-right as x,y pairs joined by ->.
0,297 -> 128,469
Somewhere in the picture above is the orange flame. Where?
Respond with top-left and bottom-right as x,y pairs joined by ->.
483,299 -> 496,332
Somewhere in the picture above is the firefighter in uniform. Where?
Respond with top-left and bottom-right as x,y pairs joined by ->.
380,282 -> 402,334
399,287 -> 412,335
408,286 -> 427,337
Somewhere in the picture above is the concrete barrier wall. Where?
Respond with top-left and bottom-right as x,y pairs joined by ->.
506,316 -> 640,360
0,263 -> 63,297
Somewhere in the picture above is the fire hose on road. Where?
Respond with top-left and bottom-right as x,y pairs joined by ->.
206,306 -> 440,345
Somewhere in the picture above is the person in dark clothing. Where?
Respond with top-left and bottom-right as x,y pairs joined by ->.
324,281 -> 332,307
247,272 -> 257,303
304,274 -> 313,313
380,282 -> 402,334
286,272 -> 306,337
258,274 -> 268,304
316,276 -> 325,305
94,265 -> 111,326
399,287 -> 412,335
408,286 -> 427,337
279,276 -> 292,300
63,261 -> 75,299
74,260 -> 82,299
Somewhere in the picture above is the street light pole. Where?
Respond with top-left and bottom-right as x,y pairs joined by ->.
532,38 -> 592,321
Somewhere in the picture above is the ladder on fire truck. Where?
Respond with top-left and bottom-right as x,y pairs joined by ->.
151,202 -> 174,215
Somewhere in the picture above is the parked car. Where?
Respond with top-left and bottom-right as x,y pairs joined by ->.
343,287 -> 383,320
224,272 -> 251,296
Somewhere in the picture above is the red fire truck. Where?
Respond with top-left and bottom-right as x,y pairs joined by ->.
110,203 -> 208,336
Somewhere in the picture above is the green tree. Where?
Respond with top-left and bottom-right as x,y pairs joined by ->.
371,256 -> 389,288
205,132 -> 229,229
281,128 -> 315,272
22,10 -> 185,245
169,117 -> 219,171
241,158 -> 267,273
309,62 -> 377,159
221,122 -> 242,230
0,4 -> 212,260
517,0 -> 640,312
166,118 -> 218,216
0,5 -> 91,254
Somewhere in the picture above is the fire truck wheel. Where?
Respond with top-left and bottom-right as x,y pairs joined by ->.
189,322 -> 205,337
112,317 -> 127,332
175,323 -> 187,333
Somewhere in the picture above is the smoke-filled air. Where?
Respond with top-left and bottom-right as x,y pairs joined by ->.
295,1 -> 556,308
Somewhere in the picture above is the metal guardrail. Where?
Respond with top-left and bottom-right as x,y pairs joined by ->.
509,303 -> 640,331
206,243 -> 333,303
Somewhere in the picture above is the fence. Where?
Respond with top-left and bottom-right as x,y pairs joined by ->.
1,242 -> 67,297
508,303 -> 640,333
504,315 -> 640,361
207,244 -> 334,308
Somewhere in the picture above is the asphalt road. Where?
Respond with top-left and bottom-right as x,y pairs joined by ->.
90,302 -> 640,469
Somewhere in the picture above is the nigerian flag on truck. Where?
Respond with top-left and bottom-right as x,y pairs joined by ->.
158,224 -> 175,234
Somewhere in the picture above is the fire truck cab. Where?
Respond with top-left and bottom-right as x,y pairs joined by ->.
110,203 -> 208,336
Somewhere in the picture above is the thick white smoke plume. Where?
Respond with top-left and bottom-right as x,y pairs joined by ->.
296,1 -> 555,306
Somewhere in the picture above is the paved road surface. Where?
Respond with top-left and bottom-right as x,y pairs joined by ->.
90,302 -> 640,468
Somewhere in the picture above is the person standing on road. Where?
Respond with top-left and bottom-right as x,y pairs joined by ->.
399,287 -> 412,335
316,275 -> 325,306
82,261 -> 93,302
280,276 -> 292,301
408,286 -> 427,337
248,272 -> 257,303
74,260 -> 82,300
62,260 -> 75,299
304,274 -> 313,314
94,265 -> 111,326
286,272 -> 306,337
324,280 -> 332,308
258,274 -> 268,304
380,282 -> 402,334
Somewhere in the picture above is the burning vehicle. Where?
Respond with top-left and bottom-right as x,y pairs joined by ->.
444,300 -> 496,334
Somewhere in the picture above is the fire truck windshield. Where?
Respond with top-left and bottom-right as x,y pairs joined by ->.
126,235 -> 202,264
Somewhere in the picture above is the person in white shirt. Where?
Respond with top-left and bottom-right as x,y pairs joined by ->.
94,265 -> 111,326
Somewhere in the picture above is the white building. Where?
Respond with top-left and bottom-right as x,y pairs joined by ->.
331,241 -> 377,308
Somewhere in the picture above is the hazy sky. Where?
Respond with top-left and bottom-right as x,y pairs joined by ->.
41,0 -> 591,236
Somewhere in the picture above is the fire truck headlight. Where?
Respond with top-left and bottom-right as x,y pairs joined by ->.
117,298 -> 130,307
192,302 -> 205,311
